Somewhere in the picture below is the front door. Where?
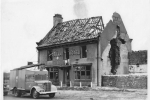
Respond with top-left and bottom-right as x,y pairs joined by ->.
63,68 -> 70,86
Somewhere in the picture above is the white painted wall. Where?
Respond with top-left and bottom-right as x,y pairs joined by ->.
129,64 -> 147,73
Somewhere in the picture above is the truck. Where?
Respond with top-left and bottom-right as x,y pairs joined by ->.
9,64 -> 57,99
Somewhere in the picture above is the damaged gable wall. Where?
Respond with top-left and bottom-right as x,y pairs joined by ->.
101,12 -> 132,75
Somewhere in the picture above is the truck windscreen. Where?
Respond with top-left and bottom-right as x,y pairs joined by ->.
26,74 -> 48,81
35,74 -> 48,80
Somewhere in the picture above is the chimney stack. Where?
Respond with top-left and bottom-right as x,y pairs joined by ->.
53,14 -> 63,26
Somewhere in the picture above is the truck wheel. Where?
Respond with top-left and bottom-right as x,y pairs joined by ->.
14,88 -> 21,97
48,93 -> 55,98
32,89 -> 39,99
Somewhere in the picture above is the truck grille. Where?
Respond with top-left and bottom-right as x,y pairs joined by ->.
45,83 -> 51,91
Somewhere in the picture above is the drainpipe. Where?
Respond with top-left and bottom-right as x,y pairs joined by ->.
37,50 -> 40,69
97,32 -> 101,86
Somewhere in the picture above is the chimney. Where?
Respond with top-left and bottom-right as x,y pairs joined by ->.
53,14 -> 63,26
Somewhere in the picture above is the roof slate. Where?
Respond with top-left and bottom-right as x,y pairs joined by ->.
37,16 -> 104,47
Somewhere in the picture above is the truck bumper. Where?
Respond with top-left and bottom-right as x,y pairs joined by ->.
39,91 -> 57,94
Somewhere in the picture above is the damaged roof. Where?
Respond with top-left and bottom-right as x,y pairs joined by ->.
37,16 -> 104,48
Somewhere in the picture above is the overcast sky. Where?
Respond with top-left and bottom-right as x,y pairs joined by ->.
1,0 -> 150,72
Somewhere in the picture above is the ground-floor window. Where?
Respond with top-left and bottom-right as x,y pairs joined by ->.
74,65 -> 91,79
49,68 -> 59,80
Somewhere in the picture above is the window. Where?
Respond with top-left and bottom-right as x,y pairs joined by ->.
49,68 -> 59,80
81,46 -> 87,58
64,48 -> 69,60
74,66 -> 91,79
47,49 -> 53,61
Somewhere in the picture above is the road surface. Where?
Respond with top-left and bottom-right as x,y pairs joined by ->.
4,90 -> 147,100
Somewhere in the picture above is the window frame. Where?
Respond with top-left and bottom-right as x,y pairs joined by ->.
49,68 -> 59,80
47,49 -> 53,61
74,65 -> 91,80
80,45 -> 87,58
63,48 -> 69,60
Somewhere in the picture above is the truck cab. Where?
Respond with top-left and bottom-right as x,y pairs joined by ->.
9,64 -> 57,99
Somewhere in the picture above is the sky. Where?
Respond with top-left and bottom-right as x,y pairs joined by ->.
1,0 -> 150,72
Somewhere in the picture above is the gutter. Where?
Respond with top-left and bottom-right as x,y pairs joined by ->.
36,38 -> 98,50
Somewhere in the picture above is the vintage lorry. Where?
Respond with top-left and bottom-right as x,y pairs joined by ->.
9,64 -> 57,99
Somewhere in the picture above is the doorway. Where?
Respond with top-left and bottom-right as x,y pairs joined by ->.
63,68 -> 70,86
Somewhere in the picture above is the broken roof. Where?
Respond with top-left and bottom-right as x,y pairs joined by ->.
37,16 -> 104,48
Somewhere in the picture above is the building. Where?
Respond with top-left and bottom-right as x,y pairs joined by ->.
3,72 -> 10,86
36,12 -> 132,86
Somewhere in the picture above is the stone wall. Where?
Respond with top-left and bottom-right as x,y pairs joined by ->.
102,74 -> 147,89
128,50 -> 147,73
128,50 -> 147,65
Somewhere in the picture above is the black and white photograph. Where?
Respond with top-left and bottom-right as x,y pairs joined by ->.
1,0 -> 150,100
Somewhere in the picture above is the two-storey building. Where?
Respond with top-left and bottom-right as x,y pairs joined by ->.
36,12 -> 132,86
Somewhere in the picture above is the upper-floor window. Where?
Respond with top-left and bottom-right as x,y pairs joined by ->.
64,48 -> 69,60
47,49 -> 53,61
81,45 -> 87,58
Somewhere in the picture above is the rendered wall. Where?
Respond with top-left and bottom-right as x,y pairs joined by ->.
117,44 -> 129,74
129,64 -> 147,73
39,43 -> 99,86
39,49 -> 47,64
102,43 -> 129,75
69,44 -> 98,86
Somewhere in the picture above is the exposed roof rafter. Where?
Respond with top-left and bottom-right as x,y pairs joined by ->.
37,16 -> 104,48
